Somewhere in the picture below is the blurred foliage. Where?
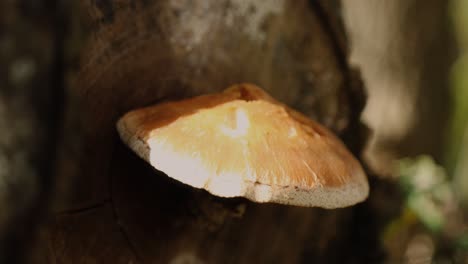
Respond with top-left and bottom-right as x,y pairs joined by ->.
380,0 -> 468,262
384,156 -> 468,263
347,0 -> 468,262
399,156 -> 451,233
450,0 -> 468,205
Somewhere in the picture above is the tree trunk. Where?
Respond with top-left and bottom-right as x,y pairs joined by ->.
2,0 -> 391,263
342,0 -> 455,175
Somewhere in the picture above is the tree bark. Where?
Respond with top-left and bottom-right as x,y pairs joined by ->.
2,0 -> 389,263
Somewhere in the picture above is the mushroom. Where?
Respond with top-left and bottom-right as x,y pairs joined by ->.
117,84 -> 369,208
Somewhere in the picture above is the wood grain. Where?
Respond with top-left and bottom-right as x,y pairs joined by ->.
43,0 -> 379,263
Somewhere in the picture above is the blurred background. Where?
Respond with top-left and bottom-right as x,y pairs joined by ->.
342,0 -> 467,263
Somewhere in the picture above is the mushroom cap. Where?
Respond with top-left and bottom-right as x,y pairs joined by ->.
117,84 -> 369,208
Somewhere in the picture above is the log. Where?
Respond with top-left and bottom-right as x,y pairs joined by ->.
41,0 -> 387,263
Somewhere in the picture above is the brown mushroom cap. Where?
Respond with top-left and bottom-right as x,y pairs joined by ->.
117,84 -> 369,208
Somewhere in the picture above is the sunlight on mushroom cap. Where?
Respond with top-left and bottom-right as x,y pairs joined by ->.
116,83 -> 369,208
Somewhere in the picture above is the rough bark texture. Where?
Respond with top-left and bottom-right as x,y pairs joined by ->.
1,0 -> 391,263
